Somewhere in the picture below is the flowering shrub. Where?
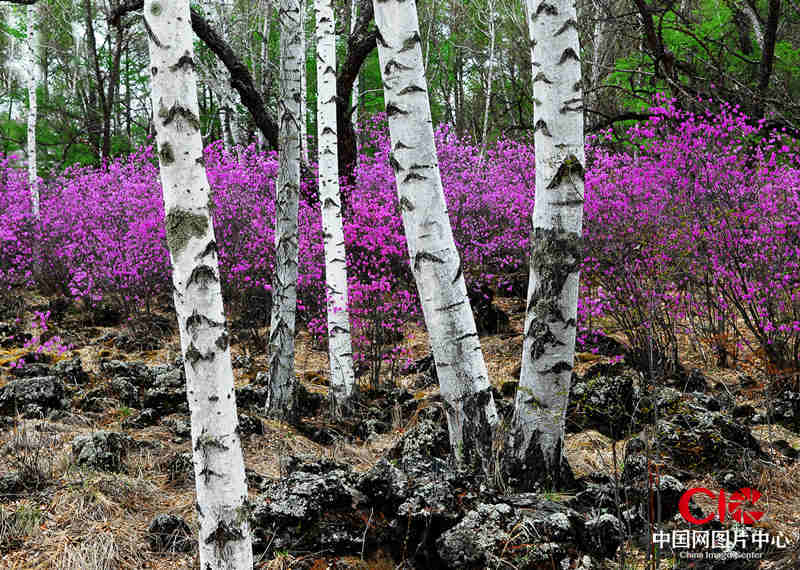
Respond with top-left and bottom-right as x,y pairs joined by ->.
8,310 -> 71,368
0,100 -> 798,376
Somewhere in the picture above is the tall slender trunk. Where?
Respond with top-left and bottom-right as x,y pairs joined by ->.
316,0 -> 356,413
26,3 -> 38,218
480,0 -> 496,157
505,0 -> 585,491
144,0 -> 253,566
268,0 -> 303,422
371,0 -> 498,473
299,0 -> 308,161
349,0 -> 359,128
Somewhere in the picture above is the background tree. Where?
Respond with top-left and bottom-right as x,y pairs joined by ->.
504,0 -> 585,491
267,0 -> 303,421
371,0 -> 499,473
316,0 -> 355,413
143,0 -> 252,565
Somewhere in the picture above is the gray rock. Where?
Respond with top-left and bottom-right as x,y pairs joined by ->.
72,431 -> 132,472
52,357 -> 89,385
110,378 -> 138,407
436,503 -> 518,567
582,513 -> 624,558
0,376 -> 69,417
0,472 -> 24,498
99,360 -> 151,387
147,514 -> 195,553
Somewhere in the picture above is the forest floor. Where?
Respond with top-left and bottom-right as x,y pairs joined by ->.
0,289 -> 799,569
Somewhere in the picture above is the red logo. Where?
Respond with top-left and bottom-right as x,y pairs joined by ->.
679,487 -> 765,525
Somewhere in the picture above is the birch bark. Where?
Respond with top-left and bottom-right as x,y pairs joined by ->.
267,0 -> 303,421
26,3 -> 38,218
316,0 -> 356,412
349,0 -> 359,128
371,0 -> 498,473
506,0 -> 584,490
143,0 -> 253,566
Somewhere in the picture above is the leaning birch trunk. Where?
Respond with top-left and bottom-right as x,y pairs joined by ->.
505,0 -> 585,490
371,0 -> 498,473
316,0 -> 356,412
26,3 -> 38,218
144,1 -> 253,566
267,0 -> 303,421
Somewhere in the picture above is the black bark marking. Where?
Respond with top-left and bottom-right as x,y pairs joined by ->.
542,361 -> 573,375
414,251 -> 445,270
186,311 -> 222,334
185,344 -> 215,367
554,18 -> 578,36
534,119 -> 552,137
503,429 -> 575,491
187,265 -> 217,288
158,102 -> 201,130
159,142 -> 175,164
403,172 -> 427,183
169,52 -> 195,72
196,240 -> 218,260
321,126 -> 336,136
205,520 -> 244,549
533,72 -> 552,84
437,300 -> 465,312
452,263 -> 463,284
215,332 -> 229,350
398,84 -> 426,95
400,31 -> 421,52
389,153 -> 403,173
547,154 -> 585,189
535,2 -> 558,17
399,196 -> 415,211
456,387 -> 496,476
558,47 -> 580,64
386,103 -> 409,118
394,141 -> 412,150
384,60 -> 412,75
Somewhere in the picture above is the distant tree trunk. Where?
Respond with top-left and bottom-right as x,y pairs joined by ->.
349,0 -> 359,129
505,0 -> 584,491
26,2 -> 38,218
143,0 -> 253,566
755,0 -> 780,119
268,0 -> 303,422
480,0 -> 496,157
371,0 -> 499,474
299,0 -> 308,162
316,0 -> 356,412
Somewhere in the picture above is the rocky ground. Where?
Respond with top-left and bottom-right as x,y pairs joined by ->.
0,290 -> 799,569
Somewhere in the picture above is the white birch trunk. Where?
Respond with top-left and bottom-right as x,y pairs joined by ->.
506,0 -> 585,490
26,3 -> 38,218
316,0 -> 356,412
349,0 -> 359,128
371,0 -> 498,473
267,0 -> 303,421
143,1 -> 253,566
299,0 -> 308,162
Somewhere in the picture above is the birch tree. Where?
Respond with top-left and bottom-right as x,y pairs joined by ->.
26,2 -> 38,218
299,0 -> 308,162
349,0 -> 359,128
143,0 -> 252,566
267,0 -> 303,421
315,0 -> 356,411
505,0 -> 584,490
371,0 -> 498,473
